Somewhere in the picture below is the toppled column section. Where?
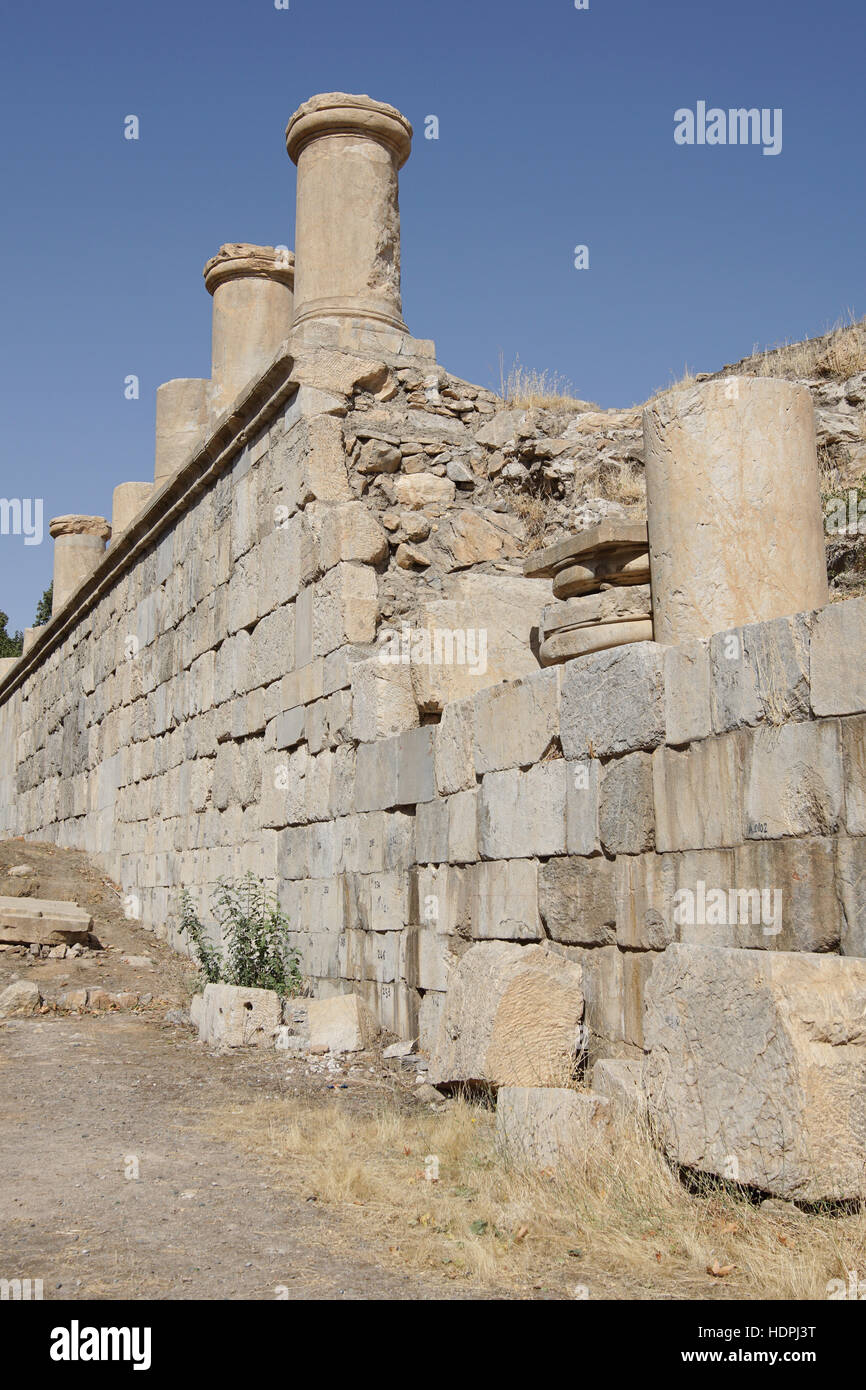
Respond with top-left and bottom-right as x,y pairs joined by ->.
204,243 -> 295,418
111,481 -> 154,542
286,92 -> 412,340
524,520 -> 652,664
643,377 -> 829,644
49,515 -> 111,616
154,379 -> 209,486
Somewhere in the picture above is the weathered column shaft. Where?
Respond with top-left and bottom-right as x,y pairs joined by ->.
49,516 -> 111,616
154,378 -> 209,486
286,93 -> 412,335
111,482 -> 153,542
643,377 -> 829,643
204,243 -> 294,416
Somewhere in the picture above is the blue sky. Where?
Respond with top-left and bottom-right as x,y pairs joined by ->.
0,0 -> 863,633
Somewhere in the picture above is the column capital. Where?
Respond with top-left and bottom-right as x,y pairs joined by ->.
203,243 -> 295,295
49,515 -> 111,541
286,92 -> 412,168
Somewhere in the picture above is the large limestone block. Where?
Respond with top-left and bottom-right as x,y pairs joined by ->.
644,943 -> 866,1200
307,992 -> 378,1053
478,763 -> 566,859
351,656 -> 418,741
496,1086 -> 611,1166
643,378 -> 829,644
811,596 -> 866,717
0,896 -> 94,947
561,642 -> 665,760
410,573 -> 552,710
538,855 -> 615,946
428,941 -> 584,1088
471,859 -> 541,941
708,614 -> 810,735
195,983 -> 282,1048
472,669 -> 560,774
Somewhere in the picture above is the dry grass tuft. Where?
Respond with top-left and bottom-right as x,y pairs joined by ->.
500,356 -> 594,412
206,1091 -> 866,1299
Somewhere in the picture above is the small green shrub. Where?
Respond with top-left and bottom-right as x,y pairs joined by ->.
177,873 -> 304,996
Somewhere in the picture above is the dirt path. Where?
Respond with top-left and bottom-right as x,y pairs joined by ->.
0,1011 -> 471,1301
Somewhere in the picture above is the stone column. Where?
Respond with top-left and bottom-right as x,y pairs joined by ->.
154,378 -> 209,486
49,516 -> 111,616
286,93 -> 412,337
204,243 -> 295,417
111,482 -> 153,542
643,378 -> 829,644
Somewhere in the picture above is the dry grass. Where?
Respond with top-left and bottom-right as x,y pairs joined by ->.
724,313 -> 866,383
207,1091 -> 866,1299
510,491 -> 549,549
499,355 -> 593,412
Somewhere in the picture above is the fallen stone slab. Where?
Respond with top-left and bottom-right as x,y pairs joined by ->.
307,993 -> 378,1054
0,896 -> 96,947
496,1086 -> 611,1165
0,980 -> 42,1017
644,943 -> 866,1201
194,983 -> 282,1048
428,940 -> 585,1089
524,520 -> 649,578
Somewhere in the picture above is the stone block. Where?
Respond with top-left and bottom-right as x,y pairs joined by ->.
195,983 -> 281,1048
811,596 -> 866,717
307,992 -> 378,1053
591,1058 -> 645,1114
472,669 -> 560,774
0,980 -> 42,1017
312,563 -> 378,658
709,614 -> 811,734
599,751 -> 654,854
355,737 -> 398,813
842,715 -> 866,835
351,656 -> 418,742
615,852 -> 676,951
415,796 -> 449,864
664,639 -> 711,745
837,837 -> 866,957
472,859 -> 541,941
565,758 -> 601,854
434,697 -> 475,795
394,726 -> 436,806
448,788 -> 478,863
653,731 -> 747,852
644,943 -> 866,1200
538,855 -> 615,946
0,896 -> 95,947
478,763 -> 566,859
561,642 -> 665,760
496,1087 -> 611,1165
428,940 -> 584,1088
744,720 -> 843,839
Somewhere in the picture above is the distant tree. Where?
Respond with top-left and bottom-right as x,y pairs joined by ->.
34,584 -> 53,626
0,611 -> 23,658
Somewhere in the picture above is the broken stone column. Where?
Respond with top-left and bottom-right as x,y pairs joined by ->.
110,482 -> 153,542
286,93 -> 412,338
524,520 -> 652,664
643,378 -> 829,644
154,378 -> 209,486
204,243 -> 295,417
49,515 -> 111,616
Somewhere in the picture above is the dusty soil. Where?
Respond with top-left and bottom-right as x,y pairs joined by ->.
0,839 -> 735,1302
